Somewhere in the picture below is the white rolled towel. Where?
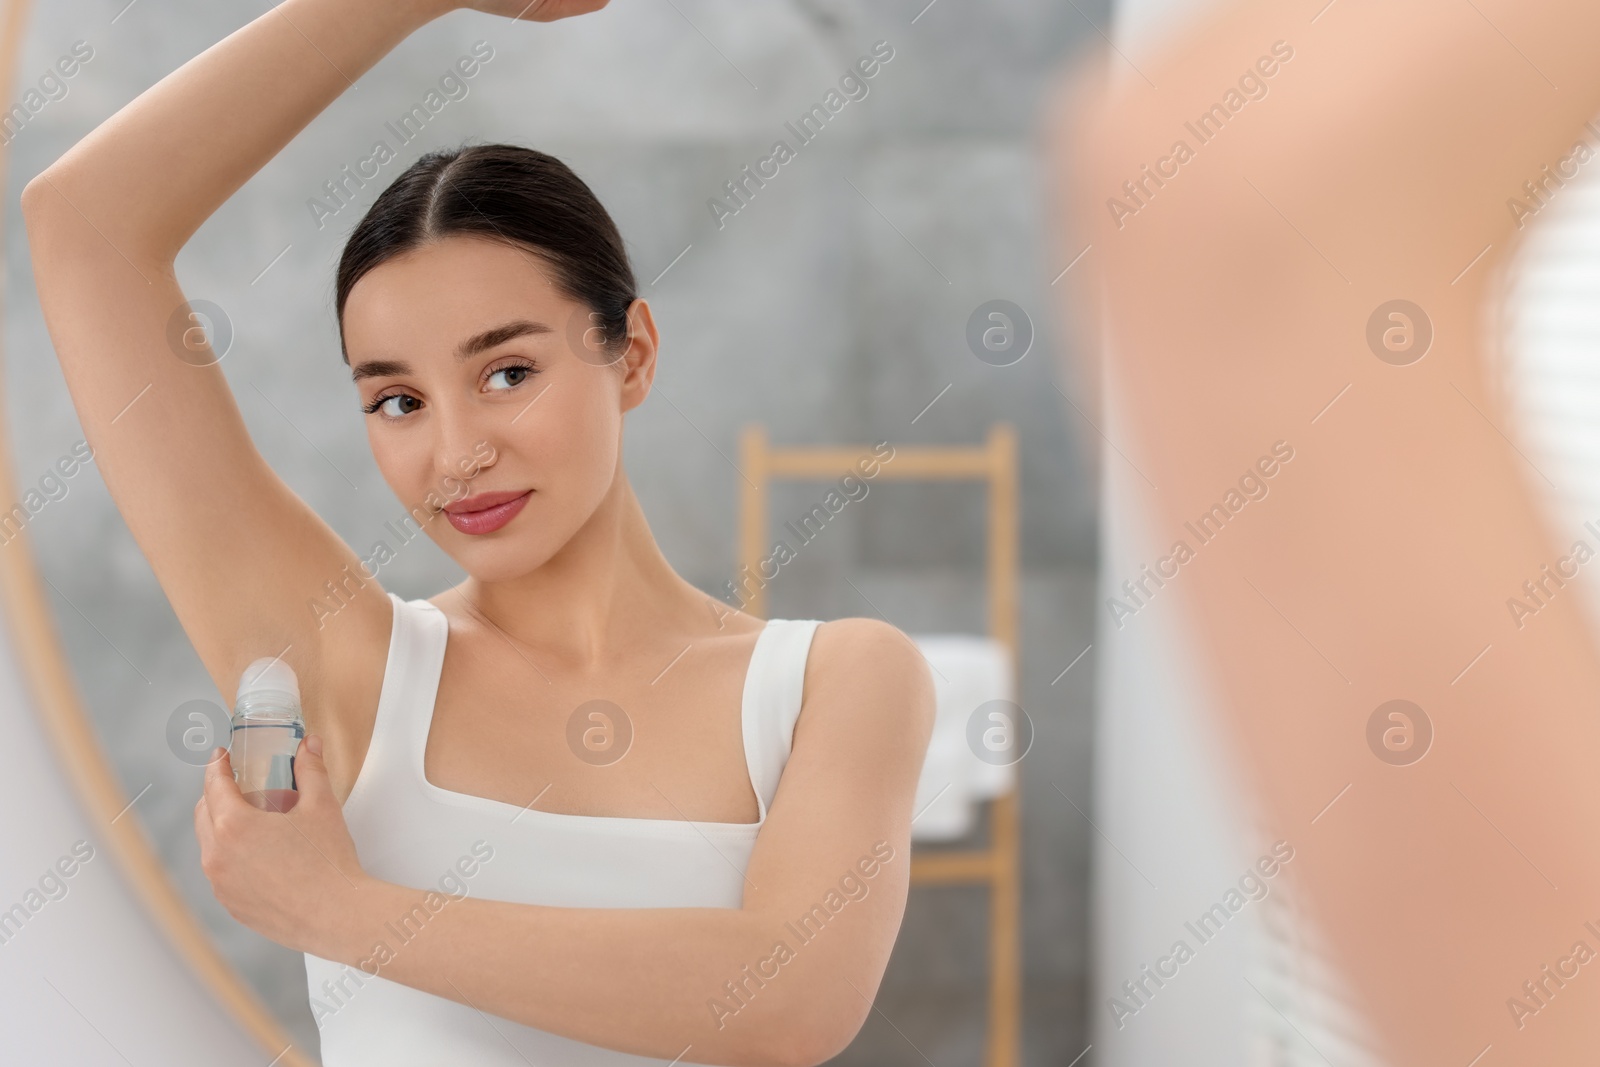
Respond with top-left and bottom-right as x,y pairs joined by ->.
906,634 -> 1017,842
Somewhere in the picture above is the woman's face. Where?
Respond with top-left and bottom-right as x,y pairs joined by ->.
341,233 -> 654,582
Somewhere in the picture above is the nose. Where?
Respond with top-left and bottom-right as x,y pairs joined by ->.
431,400 -> 497,489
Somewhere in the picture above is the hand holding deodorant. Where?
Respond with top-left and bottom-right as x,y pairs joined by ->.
229,658 -> 304,812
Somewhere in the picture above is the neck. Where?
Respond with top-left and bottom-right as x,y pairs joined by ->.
452,470 -> 709,671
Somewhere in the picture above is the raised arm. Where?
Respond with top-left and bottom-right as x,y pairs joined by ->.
18,0 -> 604,749
17,0 -> 452,728
24,0 -> 444,262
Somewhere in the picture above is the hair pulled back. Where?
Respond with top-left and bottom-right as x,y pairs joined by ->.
335,142 -> 637,362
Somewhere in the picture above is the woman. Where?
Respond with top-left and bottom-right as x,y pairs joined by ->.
20,1 -> 934,1064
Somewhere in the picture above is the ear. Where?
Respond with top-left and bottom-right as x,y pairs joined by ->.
617,298 -> 659,412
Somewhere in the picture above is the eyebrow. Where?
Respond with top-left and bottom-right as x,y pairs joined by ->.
349,319 -> 555,383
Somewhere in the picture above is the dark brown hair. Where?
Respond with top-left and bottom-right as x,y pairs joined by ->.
335,141 -> 637,362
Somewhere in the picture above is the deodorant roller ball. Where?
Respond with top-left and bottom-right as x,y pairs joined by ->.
229,658 -> 305,812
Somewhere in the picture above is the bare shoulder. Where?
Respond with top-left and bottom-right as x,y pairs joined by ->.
807,616 -> 930,675
798,617 -> 936,753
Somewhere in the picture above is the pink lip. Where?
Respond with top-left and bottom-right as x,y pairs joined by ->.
443,490 -> 532,535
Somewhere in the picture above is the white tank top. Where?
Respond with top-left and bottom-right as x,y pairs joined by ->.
304,592 -> 823,1065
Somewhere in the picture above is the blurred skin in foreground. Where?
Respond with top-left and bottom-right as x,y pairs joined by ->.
1049,0 -> 1600,1062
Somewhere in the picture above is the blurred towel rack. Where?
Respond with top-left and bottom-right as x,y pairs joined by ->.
735,423 -> 1021,1067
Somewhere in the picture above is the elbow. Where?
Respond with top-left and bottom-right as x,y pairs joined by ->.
21,167 -> 175,268
765,1002 -> 867,1067
762,1034 -> 831,1067
20,170 -> 59,222
20,170 -> 72,251
21,167 -> 90,235
19,173 -> 71,283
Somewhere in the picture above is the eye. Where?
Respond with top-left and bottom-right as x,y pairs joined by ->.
362,392 -> 421,420
486,360 -> 539,392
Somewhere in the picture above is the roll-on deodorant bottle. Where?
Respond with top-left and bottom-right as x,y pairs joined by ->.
229,658 -> 304,812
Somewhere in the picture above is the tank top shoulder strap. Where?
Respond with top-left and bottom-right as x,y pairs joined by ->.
741,618 -> 824,822
352,592 -> 449,801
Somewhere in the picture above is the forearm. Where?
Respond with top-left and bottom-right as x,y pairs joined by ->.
326,878 -> 824,1066
24,0 -> 446,262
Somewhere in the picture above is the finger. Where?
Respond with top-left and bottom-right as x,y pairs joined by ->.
290,734 -> 335,810
202,746 -> 245,816
193,794 -> 215,861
